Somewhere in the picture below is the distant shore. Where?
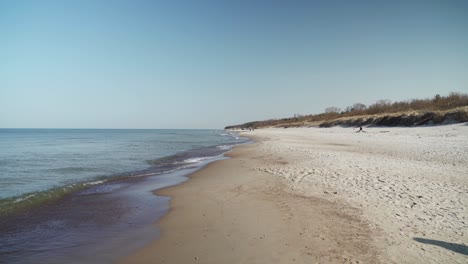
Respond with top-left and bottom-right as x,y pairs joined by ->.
121,124 -> 468,264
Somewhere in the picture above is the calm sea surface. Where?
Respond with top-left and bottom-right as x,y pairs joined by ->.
0,129 -> 246,263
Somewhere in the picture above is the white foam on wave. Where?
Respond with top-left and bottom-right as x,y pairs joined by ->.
14,194 -> 36,203
216,145 -> 232,150
219,131 -> 242,140
183,156 -> 215,163
130,172 -> 160,177
84,180 -> 105,186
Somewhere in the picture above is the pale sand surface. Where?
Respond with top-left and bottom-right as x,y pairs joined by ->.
121,124 -> 467,264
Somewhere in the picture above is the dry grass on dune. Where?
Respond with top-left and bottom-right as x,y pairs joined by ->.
226,92 -> 468,129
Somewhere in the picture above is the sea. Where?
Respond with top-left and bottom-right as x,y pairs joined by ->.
0,129 -> 247,263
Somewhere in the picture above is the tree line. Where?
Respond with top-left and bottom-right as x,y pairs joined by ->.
225,92 -> 468,129
324,92 -> 468,117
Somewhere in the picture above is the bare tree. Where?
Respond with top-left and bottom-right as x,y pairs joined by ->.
375,99 -> 391,106
324,107 -> 341,113
350,103 -> 366,111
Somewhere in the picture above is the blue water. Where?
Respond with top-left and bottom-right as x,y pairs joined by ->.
0,129 -> 242,201
0,129 -> 247,263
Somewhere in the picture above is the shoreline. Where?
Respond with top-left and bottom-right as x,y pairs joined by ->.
120,124 -> 468,264
119,135 -> 385,264
0,132 -> 246,263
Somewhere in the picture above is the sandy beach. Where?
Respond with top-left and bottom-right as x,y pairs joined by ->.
121,124 -> 468,264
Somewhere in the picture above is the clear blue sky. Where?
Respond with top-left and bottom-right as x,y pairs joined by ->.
1,0 -> 467,129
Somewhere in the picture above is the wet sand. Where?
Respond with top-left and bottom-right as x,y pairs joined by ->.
120,141 -> 385,263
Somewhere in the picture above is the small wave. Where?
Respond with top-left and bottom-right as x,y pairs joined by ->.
216,145 -> 232,150
128,172 -> 161,177
219,131 -> 242,140
0,179 -> 107,216
78,182 -> 126,195
183,156 -> 215,163
14,194 -> 37,203
84,180 -> 105,186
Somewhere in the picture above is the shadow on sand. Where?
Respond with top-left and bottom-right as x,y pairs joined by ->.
414,237 -> 468,255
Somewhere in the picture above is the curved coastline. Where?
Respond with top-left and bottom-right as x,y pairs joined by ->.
0,132 -> 248,264
119,133 -> 384,264
120,124 -> 468,264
